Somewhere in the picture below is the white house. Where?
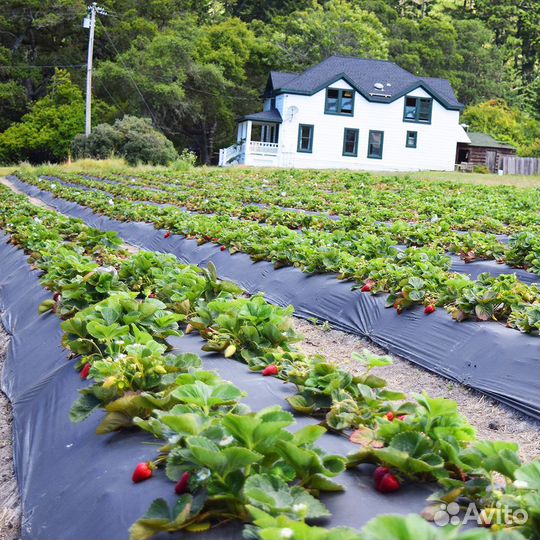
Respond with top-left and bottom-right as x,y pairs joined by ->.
219,55 -> 471,171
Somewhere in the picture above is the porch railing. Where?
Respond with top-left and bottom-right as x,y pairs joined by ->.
218,143 -> 243,166
249,141 -> 279,155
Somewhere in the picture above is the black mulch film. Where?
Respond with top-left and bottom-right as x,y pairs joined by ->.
0,234 -> 433,540
7,176 -> 539,418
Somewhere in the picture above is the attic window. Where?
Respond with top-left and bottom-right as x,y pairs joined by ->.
325,88 -> 354,115
403,96 -> 432,123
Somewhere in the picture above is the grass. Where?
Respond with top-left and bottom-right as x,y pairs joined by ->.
5,159 -> 539,188
0,166 -> 16,177
373,170 -> 540,188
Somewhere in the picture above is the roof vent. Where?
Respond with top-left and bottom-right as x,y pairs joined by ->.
373,82 -> 384,90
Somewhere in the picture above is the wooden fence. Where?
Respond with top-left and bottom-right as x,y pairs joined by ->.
500,156 -> 540,176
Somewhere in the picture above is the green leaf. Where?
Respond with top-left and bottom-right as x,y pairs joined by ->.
69,393 -> 101,423
243,474 -> 330,519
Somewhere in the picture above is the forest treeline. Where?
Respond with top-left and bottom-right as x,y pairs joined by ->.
0,0 -> 538,164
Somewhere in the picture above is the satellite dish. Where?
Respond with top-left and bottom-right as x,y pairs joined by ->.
286,106 -> 299,121
374,82 -> 384,90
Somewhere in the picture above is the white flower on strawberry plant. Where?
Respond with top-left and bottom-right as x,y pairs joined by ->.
33,217 -> 42,224
280,528 -> 293,539
281,191 -> 287,197
108,198 -> 114,205
513,480 -> 529,489
292,503 -> 307,515
50,183 -> 56,189
219,435 -> 234,446
431,215 -> 440,223
196,468 -> 211,481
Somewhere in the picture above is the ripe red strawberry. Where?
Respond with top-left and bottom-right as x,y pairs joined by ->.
386,411 -> 395,421
424,305 -> 436,315
80,363 -> 91,379
376,472 -> 401,493
175,472 -> 191,495
396,308 -> 402,315
149,293 -> 157,299
220,245 -> 226,251
164,231 -> 171,238
361,283 -> 372,292
373,466 -> 390,486
262,364 -> 279,376
53,292 -> 61,302
132,462 -> 153,483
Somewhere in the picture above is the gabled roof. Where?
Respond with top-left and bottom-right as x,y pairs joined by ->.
265,56 -> 463,111
466,132 -> 516,150
238,109 -> 283,123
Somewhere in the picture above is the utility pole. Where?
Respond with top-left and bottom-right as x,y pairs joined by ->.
83,3 -> 107,137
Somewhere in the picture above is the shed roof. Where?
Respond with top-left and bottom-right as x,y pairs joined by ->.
265,55 -> 463,110
466,132 -> 516,150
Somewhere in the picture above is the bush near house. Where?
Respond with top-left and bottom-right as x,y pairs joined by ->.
72,116 -> 178,166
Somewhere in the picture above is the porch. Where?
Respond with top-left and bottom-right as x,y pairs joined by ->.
219,110 -> 282,166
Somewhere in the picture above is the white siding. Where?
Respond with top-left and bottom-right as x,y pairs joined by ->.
248,80 -> 462,171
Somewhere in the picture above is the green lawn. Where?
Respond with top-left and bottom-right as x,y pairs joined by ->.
373,169 -> 539,188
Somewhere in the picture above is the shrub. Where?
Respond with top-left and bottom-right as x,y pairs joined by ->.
170,149 -> 198,170
72,123 -> 120,161
473,165 -> 489,174
72,115 -> 178,166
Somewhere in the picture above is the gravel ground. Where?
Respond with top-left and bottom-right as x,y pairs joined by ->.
0,321 -> 20,540
295,318 -> 540,462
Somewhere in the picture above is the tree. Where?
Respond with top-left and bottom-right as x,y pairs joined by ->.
461,100 -> 540,156
95,17 -> 267,163
0,69 -> 113,164
451,19 -> 507,105
265,0 -> 388,71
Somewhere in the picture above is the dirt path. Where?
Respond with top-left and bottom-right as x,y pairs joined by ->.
295,318 -> 540,462
0,176 -> 51,210
0,321 -> 20,540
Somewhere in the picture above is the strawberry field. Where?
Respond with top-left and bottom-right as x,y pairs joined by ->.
0,167 -> 539,540
12,165 -> 540,331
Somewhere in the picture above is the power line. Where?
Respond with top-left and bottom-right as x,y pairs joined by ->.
0,64 -> 86,69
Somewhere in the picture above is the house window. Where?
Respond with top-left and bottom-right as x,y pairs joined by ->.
325,88 -> 354,115
406,130 -> 417,148
270,97 -> 276,109
343,128 -> 359,156
403,96 -> 432,123
367,130 -> 384,159
297,124 -> 314,153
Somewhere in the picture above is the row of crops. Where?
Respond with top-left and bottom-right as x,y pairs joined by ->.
0,182 -> 538,540
12,166 -> 540,334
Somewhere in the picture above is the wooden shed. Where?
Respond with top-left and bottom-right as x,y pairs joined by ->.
455,132 -> 516,172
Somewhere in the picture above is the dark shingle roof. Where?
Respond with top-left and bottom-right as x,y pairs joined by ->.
269,71 -> 297,89
267,56 -> 463,110
238,109 -> 283,123
466,132 -> 516,150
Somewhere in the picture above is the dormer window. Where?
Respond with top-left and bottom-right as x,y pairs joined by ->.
403,96 -> 432,123
325,88 -> 354,115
